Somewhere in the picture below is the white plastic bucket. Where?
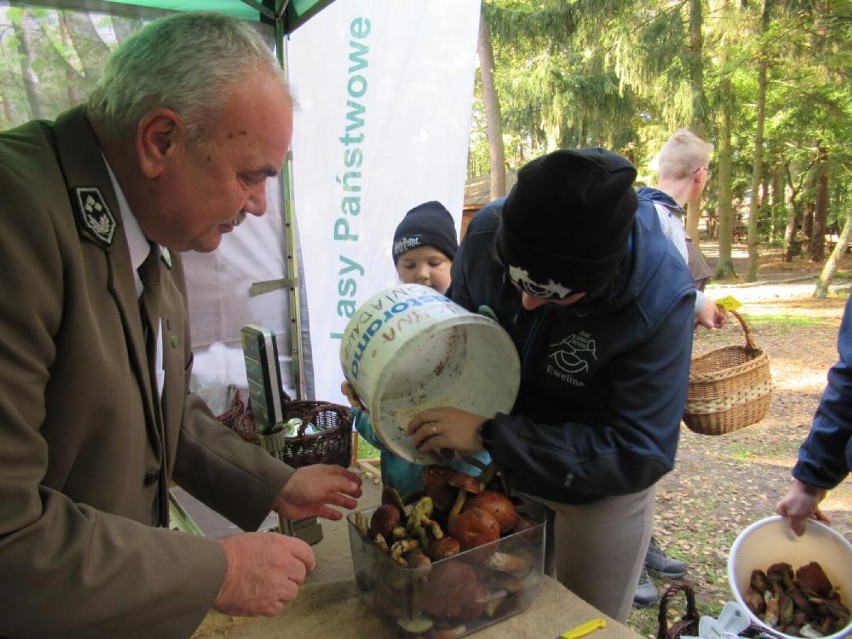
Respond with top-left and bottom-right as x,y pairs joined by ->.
339,284 -> 520,464
727,515 -> 852,639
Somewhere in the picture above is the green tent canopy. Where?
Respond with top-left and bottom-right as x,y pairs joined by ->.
16,0 -> 334,33
5,0 -> 335,398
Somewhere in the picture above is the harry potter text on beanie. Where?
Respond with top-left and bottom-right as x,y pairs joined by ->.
496,148 -> 638,298
392,201 -> 459,265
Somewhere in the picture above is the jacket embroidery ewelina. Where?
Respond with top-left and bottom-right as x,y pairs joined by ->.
546,332 -> 597,385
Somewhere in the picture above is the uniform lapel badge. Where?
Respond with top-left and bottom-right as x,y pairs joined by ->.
73,187 -> 116,248
160,247 -> 172,269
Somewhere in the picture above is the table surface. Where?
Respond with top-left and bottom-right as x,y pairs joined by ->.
188,475 -> 644,639
192,576 -> 644,639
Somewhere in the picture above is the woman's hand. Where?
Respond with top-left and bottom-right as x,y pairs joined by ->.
406,407 -> 487,453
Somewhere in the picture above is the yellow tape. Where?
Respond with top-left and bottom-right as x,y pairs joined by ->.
560,618 -> 607,639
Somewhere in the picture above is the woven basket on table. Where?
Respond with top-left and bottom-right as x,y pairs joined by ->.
217,389 -> 353,469
683,308 -> 772,436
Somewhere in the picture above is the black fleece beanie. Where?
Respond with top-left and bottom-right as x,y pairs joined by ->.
392,201 -> 458,265
496,148 -> 637,298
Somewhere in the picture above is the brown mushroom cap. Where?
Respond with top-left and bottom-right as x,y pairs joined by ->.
463,491 -> 517,534
421,562 -> 478,618
448,507 -> 500,552
429,536 -> 461,561
369,503 -> 402,540
422,465 -> 458,513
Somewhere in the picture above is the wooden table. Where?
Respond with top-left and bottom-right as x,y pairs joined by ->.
189,476 -> 643,639
192,566 -> 643,639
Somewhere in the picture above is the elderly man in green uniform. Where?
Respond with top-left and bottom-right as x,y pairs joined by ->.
0,12 -> 362,639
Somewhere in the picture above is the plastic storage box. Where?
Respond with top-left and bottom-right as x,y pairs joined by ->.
347,506 -> 545,638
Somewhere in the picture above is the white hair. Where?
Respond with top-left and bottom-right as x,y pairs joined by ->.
88,11 -> 288,143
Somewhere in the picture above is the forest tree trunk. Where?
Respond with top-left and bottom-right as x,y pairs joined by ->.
746,0 -> 771,281
477,6 -> 506,201
685,0 -> 707,244
810,142 -> 828,263
714,74 -> 737,279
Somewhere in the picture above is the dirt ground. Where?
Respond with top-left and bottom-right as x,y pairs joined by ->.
628,243 -> 852,637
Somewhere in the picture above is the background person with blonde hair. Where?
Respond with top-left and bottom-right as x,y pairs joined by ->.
631,128 -> 726,606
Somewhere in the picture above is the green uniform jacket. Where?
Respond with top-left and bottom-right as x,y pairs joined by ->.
0,107 -> 294,638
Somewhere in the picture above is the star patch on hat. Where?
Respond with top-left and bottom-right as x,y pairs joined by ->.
507,265 -> 574,299
73,187 -> 116,249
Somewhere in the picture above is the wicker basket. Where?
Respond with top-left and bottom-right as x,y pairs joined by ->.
683,309 -> 772,436
657,583 -> 700,639
657,583 -> 783,639
217,388 -> 353,469
217,389 -> 261,445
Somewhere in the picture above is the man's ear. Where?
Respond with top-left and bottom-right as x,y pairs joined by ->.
137,108 -> 182,179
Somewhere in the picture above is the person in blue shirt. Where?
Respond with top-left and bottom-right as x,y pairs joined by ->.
775,295 -> 852,535
345,201 -> 491,497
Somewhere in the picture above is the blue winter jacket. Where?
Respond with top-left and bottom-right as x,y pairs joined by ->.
448,195 -> 696,504
792,295 -> 852,487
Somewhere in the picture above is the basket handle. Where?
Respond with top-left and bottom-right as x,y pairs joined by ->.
291,402 -> 352,437
726,308 -> 758,352
657,583 -> 699,639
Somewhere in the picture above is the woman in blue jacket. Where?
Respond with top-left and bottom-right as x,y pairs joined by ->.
406,148 -> 696,622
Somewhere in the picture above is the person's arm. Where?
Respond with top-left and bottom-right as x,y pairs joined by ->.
412,297 -> 695,496
776,297 -> 852,534
491,305 -> 693,495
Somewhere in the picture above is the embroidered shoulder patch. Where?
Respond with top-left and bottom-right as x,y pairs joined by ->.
73,187 -> 116,249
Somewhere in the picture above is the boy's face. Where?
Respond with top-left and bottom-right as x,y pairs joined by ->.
396,246 -> 452,295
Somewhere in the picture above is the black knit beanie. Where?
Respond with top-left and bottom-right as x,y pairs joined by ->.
496,148 -> 637,298
392,201 -> 458,265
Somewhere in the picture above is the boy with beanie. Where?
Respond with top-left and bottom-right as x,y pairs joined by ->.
405,148 -> 696,622
345,201 -> 490,496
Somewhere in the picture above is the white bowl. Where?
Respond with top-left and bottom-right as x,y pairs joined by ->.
728,515 -> 852,639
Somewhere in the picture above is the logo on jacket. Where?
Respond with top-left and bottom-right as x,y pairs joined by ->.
547,332 -> 597,385
73,187 -> 116,249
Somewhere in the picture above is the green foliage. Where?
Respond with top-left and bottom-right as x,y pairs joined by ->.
357,437 -> 380,462
471,0 -> 851,258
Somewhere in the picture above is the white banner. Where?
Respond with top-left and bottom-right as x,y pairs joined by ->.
287,0 -> 482,404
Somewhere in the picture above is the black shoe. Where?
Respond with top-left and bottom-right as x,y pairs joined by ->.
633,565 -> 659,607
645,537 -> 687,579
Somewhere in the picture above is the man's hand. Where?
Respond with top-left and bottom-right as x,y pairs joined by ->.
273,464 -> 362,521
214,532 -> 316,617
774,479 -> 830,536
696,298 -> 727,329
